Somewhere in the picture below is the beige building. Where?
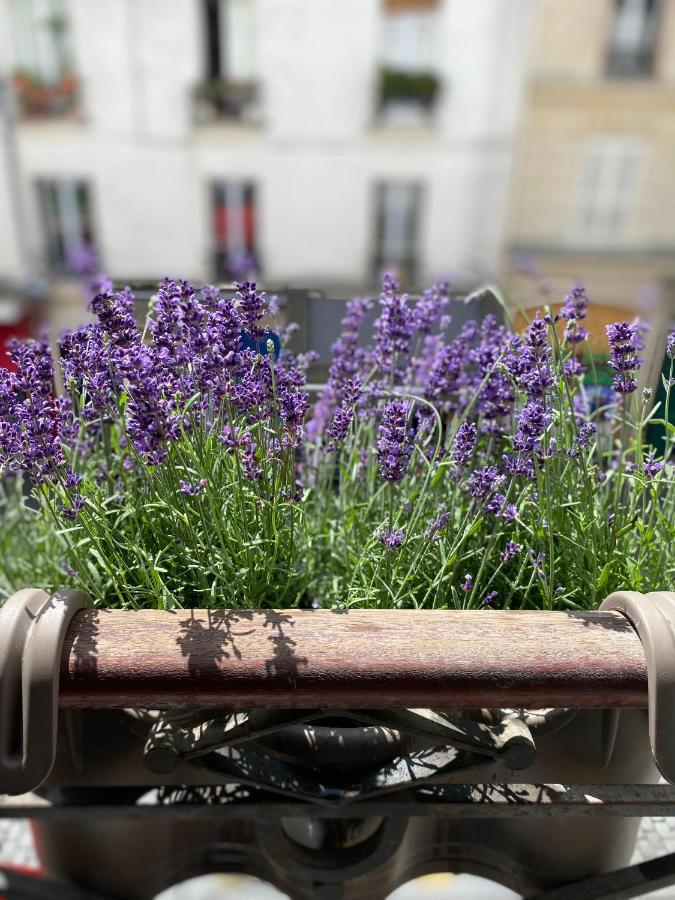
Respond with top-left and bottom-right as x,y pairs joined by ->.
505,0 -> 675,365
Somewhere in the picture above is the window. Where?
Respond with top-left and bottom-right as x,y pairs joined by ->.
198,0 -> 258,120
606,0 -> 659,77
37,179 -> 95,272
572,140 -> 644,248
212,182 -> 259,280
378,0 -> 441,124
9,0 -> 78,116
9,0 -> 74,82
374,182 -> 422,283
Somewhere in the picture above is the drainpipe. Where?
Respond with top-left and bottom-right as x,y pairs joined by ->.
0,73 -> 30,279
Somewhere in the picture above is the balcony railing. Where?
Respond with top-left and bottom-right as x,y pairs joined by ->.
606,47 -> 655,78
12,70 -> 79,119
193,78 -> 261,124
377,67 -> 441,124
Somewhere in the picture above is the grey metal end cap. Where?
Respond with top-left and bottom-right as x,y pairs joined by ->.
601,591 -> 675,784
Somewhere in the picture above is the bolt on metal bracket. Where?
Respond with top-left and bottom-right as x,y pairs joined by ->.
0,588 -> 90,795
601,591 -> 675,784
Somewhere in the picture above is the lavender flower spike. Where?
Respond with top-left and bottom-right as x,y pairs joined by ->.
607,322 -> 642,394
667,332 -> 675,360
513,401 -> 551,453
377,400 -> 414,482
327,379 -> 362,451
376,527 -> 405,550
451,422 -> 477,467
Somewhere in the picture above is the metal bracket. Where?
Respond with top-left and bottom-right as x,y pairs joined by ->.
601,591 -> 675,784
143,707 -> 537,804
0,588 -> 90,795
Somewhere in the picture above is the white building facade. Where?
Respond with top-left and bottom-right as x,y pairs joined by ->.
0,0 -> 530,295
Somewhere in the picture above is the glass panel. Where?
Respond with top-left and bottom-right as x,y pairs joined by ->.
224,0 -> 255,81
36,179 -> 92,271
607,0 -> 658,77
574,140 -> 643,247
375,182 -> 421,281
10,0 -> 72,81
212,182 -> 258,279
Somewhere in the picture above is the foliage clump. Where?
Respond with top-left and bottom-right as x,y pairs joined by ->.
1,276 -> 673,610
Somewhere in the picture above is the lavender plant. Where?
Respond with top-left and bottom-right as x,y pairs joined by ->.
0,275 -> 674,611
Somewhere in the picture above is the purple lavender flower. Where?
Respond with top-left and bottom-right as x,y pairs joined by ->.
564,358 -> 584,377
374,273 -> 414,377
505,314 -> 554,399
482,591 -> 498,605
501,540 -> 522,564
451,422 -> 477,467
327,379 -> 362,450
483,493 -> 505,516
65,471 -> 83,490
377,400 -> 414,482
428,510 -> 450,537
236,281 -> 268,340
667,332 -> 675,360
179,479 -> 208,495
561,284 -> 590,343
513,401 -> 551,453
502,453 -> 535,479
575,422 -> 596,449
606,322 -> 642,394
423,339 -> 464,409
460,573 -> 473,592
413,280 -> 451,335
503,503 -> 518,522
561,284 -> 589,322
564,323 -> 588,345
60,494 -> 86,519
376,527 -> 405,550
644,454 -> 664,479
469,465 -> 504,499
3,339 -> 69,481
307,297 -> 371,443
276,369 -> 309,447
8,336 -> 54,398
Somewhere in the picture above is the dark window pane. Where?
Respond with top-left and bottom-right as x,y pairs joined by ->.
204,0 -> 221,79
607,0 -> 659,77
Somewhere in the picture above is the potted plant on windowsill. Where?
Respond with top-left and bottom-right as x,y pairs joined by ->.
192,78 -> 260,124
378,67 -> 440,124
0,275 -> 674,898
11,70 -> 79,118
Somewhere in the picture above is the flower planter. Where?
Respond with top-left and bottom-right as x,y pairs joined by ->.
3,589 -> 675,899
2,276 -> 675,897
31,709 -> 657,899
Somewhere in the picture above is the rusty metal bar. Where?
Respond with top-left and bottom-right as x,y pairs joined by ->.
57,607 -> 648,709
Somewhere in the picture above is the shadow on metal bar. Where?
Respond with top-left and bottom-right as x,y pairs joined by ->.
7,784 -> 675,820
533,850 -> 675,899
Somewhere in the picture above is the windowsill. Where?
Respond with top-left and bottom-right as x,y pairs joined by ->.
369,118 -> 438,140
15,111 -> 86,129
193,119 -> 263,141
532,76 -> 673,92
509,243 -> 675,260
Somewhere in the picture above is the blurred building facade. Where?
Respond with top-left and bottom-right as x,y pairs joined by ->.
505,0 -> 675,369
0,0 -> 528,315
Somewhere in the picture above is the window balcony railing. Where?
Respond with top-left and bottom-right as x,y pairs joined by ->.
193,78 -> 260,124
606,48 -> 655,78
12,70 -> 79,119
377,67 -> 441,124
